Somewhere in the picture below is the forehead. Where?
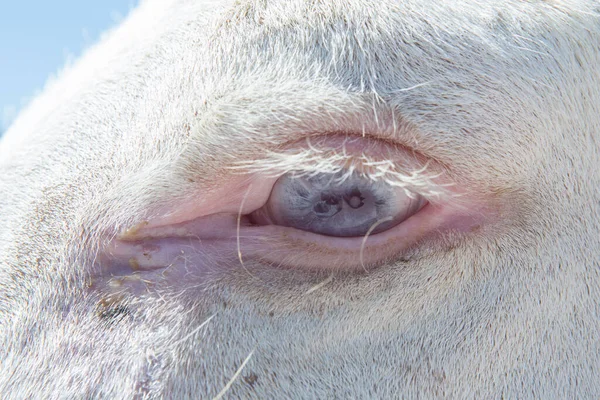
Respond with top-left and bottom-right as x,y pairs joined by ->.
166,0 -> 597,152
2,0 -> 598,181
203,0 -> 597,87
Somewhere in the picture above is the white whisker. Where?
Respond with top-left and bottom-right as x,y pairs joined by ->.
360,216 -> 394,273
237,184 -> 256,279
305,274 -> 335,295
170,314 -> 215,348
212,348 -> 256,400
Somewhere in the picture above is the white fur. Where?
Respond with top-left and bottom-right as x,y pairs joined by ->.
1,0 -> 599,398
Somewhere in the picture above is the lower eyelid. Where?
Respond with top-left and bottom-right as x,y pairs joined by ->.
93,184 -> 489,303
106,200 -> 480,278
241,203 -> 440,270
244,197 -> 488,272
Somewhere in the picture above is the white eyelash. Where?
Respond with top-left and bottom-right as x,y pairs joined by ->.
228,145 -> 457,203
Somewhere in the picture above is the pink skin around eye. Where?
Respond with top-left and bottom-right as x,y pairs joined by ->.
96,181 -> 485,297
95,136 -> 487,295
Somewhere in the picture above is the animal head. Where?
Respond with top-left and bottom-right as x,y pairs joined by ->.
1,0 -> 599,397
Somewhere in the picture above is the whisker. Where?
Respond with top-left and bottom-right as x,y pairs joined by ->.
360,216 -> 394,273
304,274 -> 335,295
170,314 -> 215,348
237,184 -> 256,280
212,348 -> 256,400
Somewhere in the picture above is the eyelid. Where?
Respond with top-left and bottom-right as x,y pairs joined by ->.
132,133 -> 460,233
229,133 -> 456,204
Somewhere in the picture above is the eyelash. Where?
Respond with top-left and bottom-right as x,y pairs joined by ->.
228,137 -> 454,204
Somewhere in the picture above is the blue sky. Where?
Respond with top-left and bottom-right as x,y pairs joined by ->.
0,1 -> 139,132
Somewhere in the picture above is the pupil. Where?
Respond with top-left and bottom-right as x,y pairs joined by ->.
314,193 -> 342,217
345,189 -> 365,209
348,195 -> 363,208
313,202 -> 330,214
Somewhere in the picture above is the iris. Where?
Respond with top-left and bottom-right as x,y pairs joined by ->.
250,171 -> 427,237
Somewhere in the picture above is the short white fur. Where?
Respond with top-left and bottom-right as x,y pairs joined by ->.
0,0 -> 599,398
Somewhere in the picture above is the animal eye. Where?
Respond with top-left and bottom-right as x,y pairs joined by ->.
103,136 -> 480,276
250,171 -> 427,237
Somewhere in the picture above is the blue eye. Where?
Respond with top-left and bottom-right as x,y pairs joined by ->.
250,171 -> 428,237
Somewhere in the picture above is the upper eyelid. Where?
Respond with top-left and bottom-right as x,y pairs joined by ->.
228,137 -> 458,203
